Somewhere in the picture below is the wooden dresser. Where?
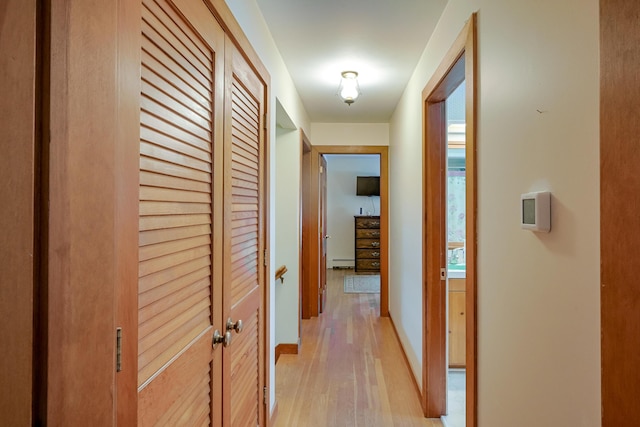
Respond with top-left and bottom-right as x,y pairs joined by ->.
354,215 -> 381,272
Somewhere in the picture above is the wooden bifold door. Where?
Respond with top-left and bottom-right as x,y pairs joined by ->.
137,0 -> 267,425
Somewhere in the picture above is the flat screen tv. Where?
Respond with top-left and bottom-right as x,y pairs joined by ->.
356,176 -> 380,196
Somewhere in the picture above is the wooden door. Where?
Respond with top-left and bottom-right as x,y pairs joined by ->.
222,41 -> 267,427
137,0 -> 225,424
319,155 -> 328,312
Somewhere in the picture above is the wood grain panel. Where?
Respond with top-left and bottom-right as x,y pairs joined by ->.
139,186 -> 211,204
139,277 -> 210,322
139,234 -> 211,261
138,330 -> 212,426
115,0 -> 142,422
138,2 -> 218,425
222,41 -> 267,427
138,300 -> 210,356
141,71 -> 211,126
230,310 -> 260,427
141,170 -> 211,193
141,16 -> 211,87
139,201 -> 211,216
141,94 -> 212,141
141,10 -> 211,80
138,246 -> 211,277
601,0 -> 640,424
232,132 -> 259,157
142,64 -> 212,116
140,112 -> 210,153
0,1 -> 37,423
155,373 -> 210,425
141,126 -> 211,161
144,0 -> 212,65
139,256 -> 211,294
138,308 -> 210,383
46,0 -> 133,422
139,271 -> 210,308
228,77 -> 260,308
142,37 -> 210,99
139,288 -> 210,341
448,290 -> 466,368
140,213 -> 211,231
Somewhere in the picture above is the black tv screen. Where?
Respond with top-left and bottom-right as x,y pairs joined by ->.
356,176 -> 380,196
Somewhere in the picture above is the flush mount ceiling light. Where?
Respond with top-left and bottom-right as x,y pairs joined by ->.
338,71 -> 361,106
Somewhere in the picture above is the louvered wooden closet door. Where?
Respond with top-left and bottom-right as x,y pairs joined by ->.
137,0 -> 224,424
222,44 -> 266,427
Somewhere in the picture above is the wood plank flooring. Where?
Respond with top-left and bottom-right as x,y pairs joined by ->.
274,269 -> 443,427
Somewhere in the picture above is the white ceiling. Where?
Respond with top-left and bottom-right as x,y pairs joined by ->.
255,0 -> 448,123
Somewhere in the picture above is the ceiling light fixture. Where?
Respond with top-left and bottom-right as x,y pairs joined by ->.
338,71 -> 361,106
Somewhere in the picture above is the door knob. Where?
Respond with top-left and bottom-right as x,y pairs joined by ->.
227,317 -> 243,333
212,329 -> 232,349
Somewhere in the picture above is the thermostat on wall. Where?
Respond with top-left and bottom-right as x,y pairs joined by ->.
520,191 -> 551,232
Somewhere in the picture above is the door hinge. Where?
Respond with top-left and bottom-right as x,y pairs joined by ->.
440,268 -> 447,281
263,386 -> 267,404
263,113 -> 267,130
116,327 -> 123,372
264,249 -> 267,267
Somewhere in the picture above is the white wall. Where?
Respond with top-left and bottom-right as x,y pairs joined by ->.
324,155 -> 380,268
274,126 -> 301,346
227,0 -> 601,424
389,0 -> 601,426
311,122 -> 389,146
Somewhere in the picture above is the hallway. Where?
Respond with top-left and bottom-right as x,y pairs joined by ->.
274,269 -> 443,427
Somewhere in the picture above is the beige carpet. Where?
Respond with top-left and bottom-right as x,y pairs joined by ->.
343,275 -> 380,294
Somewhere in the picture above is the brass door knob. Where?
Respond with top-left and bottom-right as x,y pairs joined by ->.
227,317 -> 244,333
212,329 -> 232,349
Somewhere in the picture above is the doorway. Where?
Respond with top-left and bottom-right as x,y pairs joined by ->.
422,13 -> 477,427
444,82 -> 467,427
323,153 -> 381,273
301,145 -> 389,318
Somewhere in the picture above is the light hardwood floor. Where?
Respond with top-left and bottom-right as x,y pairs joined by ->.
274,269 -> 443,427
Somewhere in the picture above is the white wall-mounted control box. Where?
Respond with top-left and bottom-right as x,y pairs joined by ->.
520,191 -> 551,232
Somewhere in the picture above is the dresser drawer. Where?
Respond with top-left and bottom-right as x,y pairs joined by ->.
356,259 -> 381,271
356,228 -> 380,239
355,217 -> 380,229
355,238 -> 381,249
354,215 -> 381,272
356,249 -> 381,259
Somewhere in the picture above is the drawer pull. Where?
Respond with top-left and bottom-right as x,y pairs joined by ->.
371,242 -> 380,247
371,221 -> 380,226
372,262 -> 380,267
371,252 -> 380,257
368,231 -> 380,237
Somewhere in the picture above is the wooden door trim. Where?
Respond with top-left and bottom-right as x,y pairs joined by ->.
422,13 -> 477,426
306,145 -> 389,317
46,0 -> 138,422
600,0 -> 640,423
222,34 -> 271,427
301,133 -> 313,319
115,0 -> 141,424
299,131 -> 311,326
0,1 -> 40,423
